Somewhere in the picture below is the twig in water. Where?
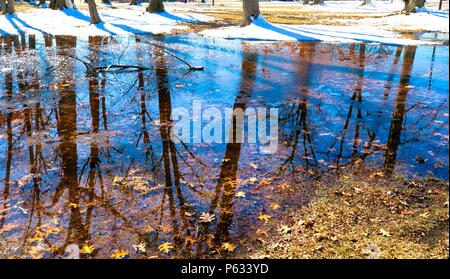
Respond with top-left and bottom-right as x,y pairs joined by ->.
149,42 -> 204,71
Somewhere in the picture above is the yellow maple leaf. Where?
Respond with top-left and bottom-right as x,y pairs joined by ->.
221,242 -> 236,252
80,245 -> 95,254
111,249 -> 128,259
257,213 -> 271,224
256,229 -> 268,236
158,242 -> 174,254
270,203 -> 281,210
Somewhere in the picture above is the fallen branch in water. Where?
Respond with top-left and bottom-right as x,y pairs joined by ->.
148,42 -> 204,71
91,65 -> 152,72
65,40 -> 204,74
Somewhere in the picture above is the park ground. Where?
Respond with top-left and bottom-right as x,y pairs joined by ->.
240,168 -> 449,259
1,1 -> 449,43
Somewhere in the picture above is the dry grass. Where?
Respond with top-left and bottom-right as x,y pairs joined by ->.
245,171 -> 449,259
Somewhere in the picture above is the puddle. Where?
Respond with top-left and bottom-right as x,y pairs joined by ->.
0,33 -> 448,258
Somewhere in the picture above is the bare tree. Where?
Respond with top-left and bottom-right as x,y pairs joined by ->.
87,0 -> 101,24
49,0 -> 75,9
403,0 -> 425,14
147,0 -> 164,13
241,0 -> 260,27
0,0 -> 15,15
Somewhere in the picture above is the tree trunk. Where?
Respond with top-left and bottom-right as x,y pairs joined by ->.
312,0 -> 324,5
403,0 -> 425,14
49,0 -> 74,9
6,0 -> 13,14
0,0 -> 6,14
361,0 -> 374,5
146,0 -> 164,13
88,0 -> 101,24
1,0 -> 15,14
241,0 -> 260,27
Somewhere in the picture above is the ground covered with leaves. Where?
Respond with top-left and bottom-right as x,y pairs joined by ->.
243,170 -> 449,259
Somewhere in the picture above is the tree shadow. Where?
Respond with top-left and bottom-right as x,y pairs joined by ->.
3,14 -> 47,35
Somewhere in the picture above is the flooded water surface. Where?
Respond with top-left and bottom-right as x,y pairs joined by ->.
0,34 -> 448,258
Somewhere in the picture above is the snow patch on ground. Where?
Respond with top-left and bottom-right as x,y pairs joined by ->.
200,16 -> 436,45
364,8 -> 449,32
0,8 -> 215,36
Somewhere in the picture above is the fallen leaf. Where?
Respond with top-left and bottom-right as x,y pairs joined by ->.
185,236 -> 197,245
199,212 -> 215,223
221,242 -> 236,252
278,225 -> 292,234
158,242 -> 173,254
379,228 -> 391,237
256,229 -> 268,236
80,245 -> 95,254
419,212 -> 430,218
257,213 -> 271,224
235,191 -> 246,198
111,249 -> 128,259
270,203 -> 281,210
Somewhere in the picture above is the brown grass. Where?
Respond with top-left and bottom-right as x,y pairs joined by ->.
244,171 -> 449,259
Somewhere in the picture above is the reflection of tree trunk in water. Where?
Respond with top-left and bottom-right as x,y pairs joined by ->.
200,47 -> 258,256
428,38 -> 437,91
355,46 -> 403,170
334,44 -> 365,167
86,36 -> 102,217
0,114 -> 12,229
154,45 -> 189,256
135,36 -> 156,166
384,46 -> 417,175
0,38 -> 13,228
138,71 -> 157,163
52,36 -> 90,252
280,43 -> 317,175
383,47 -> 403,99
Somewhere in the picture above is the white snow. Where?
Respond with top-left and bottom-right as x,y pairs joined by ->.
363,8 -> 449,32
0,2 -> 448,45
200,16 -> 438,45
0,8 -> 215,36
